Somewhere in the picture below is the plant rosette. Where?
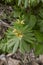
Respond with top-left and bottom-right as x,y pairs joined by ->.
1,19 -> 36,54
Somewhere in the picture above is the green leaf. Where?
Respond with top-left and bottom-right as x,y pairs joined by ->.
35,31 -> 43,43
28,15 -> 36,29
7,38 -> 16,49
5,0 -> 12,3
39,20 -> 43,32
20,40 -> 30,53
20,40 -> 25,53
30,0 -> 40,6
13,39 -> 19,53
35,43 -> 43,55
41,0 -> 43,3
18,0 -> 22,6
38,8 -> 43,19
11,11 -> 20,18
24,0 -> 28,8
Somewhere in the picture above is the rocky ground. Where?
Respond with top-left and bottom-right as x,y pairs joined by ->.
0,3 -> 14,39
0,51 -> 43,65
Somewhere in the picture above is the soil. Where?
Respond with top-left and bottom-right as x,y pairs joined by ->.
0,3 -> 13,39
0,51 -> 43,65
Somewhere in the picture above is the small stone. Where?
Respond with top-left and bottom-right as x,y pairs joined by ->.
8,58 -> 21,65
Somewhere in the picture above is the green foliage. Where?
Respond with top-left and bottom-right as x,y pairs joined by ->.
0,20 -> 36,53
0,0 -> 43,55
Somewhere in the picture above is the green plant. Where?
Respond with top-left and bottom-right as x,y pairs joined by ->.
0,19 -> 36,53
0,0 -> 43,55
